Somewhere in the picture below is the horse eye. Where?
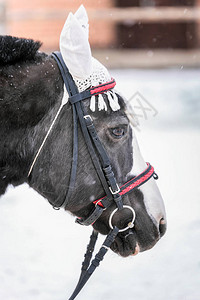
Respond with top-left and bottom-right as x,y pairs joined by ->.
111,127 -> 125,138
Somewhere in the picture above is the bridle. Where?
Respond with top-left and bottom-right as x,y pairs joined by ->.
28,51 -> 158,299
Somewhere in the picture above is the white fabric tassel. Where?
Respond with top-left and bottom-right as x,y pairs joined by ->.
90,95 -> 96,112
98,94 -> 107,111
107,91 -> 120,111
112,91 -> 120,109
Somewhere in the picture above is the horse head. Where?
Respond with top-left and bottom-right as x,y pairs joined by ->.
0,5 -> 166,258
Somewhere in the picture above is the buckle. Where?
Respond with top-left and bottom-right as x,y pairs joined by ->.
95,200 -> 106,210
84,115 -> 93,122
109,184 -> 120,195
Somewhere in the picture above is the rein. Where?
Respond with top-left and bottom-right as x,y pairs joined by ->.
28,52 -> 158,299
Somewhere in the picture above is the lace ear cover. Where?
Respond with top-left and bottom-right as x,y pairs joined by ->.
74,58 -> 120,112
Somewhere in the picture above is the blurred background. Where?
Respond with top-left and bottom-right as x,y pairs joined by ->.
1,0 -> 200,68
0,1 -> 200,300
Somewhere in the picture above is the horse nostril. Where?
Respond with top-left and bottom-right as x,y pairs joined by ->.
159,218 -> 167,237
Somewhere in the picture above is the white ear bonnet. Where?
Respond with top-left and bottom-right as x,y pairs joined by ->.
59,5 -> 120,112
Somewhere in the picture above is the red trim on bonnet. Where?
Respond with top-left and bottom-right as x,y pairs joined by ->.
90,79 -> 116,95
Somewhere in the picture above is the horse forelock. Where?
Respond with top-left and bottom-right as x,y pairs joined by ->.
0,36 -> 42,66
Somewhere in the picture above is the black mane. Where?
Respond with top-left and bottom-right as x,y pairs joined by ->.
0,36 -> 42,66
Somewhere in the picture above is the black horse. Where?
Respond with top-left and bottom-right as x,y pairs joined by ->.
0,33 -> 166,258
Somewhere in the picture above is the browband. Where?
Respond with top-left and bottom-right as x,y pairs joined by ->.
69,79 -> 116,104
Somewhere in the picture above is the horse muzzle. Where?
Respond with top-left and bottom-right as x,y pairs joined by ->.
93,204 -> 167,257
110,216 -> 167,257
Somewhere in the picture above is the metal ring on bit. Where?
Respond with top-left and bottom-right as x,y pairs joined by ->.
109,205 -> 136,232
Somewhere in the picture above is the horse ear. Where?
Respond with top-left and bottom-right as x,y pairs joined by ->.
60,5 -> 92,79
74,4 -> 89,39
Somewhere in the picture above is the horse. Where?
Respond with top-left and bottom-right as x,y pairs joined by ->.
0,5 -> 166,262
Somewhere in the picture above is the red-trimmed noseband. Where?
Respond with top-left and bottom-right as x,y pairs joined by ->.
93,163 -> 155,209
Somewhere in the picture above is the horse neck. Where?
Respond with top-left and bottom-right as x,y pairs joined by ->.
0,57 -> 65,196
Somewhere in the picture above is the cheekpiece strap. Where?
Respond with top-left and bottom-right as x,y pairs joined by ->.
51,51 -> 120,210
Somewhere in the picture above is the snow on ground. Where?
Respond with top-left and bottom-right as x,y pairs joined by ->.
0,68 -> 200,300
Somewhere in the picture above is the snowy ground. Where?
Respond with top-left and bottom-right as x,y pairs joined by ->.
0,68 -> 200,300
